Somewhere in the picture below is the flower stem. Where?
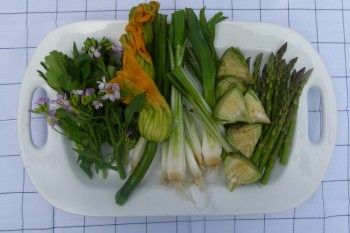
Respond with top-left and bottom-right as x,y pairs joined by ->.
104,106 -> 126,180
96,58 -> 110,80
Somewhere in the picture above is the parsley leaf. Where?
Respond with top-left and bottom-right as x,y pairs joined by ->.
41,50 -> 80,93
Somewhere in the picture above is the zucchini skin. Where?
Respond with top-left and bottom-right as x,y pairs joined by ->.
115,140 -> 158,205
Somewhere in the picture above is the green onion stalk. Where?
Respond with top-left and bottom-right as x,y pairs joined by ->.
163,10 -> 187,189
184,8 -> 228,168
167,66 -> 234,154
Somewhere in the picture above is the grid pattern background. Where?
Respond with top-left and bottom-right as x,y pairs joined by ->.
0,0 -> 349,232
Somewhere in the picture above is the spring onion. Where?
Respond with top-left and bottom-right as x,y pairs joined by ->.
183,8 -> 228,167
183,106 -> 202,166
167,66 -> 234,153
185,140 -> 205,191
163,10 -> 187,189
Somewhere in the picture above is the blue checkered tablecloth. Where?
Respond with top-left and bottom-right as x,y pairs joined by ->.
1,0 -> 349,232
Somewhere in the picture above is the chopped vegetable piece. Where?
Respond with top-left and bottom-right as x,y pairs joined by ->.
213,86 -> 250,124
244,89 -> 270,124
227,124 -> 262,158
224,153 -> 261,191
217,47 -> 254,84
216,76 -> 248,100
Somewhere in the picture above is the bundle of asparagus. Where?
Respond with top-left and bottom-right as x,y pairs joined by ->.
250,43 -> 313,184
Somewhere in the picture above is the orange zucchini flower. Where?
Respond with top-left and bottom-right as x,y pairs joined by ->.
109,1 -> 172,142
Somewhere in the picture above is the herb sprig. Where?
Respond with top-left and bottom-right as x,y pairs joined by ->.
32,37 -> 145,179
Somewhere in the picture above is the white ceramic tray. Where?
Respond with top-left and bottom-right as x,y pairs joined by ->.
17,20 -> 337,216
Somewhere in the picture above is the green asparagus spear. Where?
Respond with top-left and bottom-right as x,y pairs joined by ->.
279,116 -> 296,164
246,57 -> 251,68
264,53 -> 276,117
257,68 -> 311,172
275,42 -> 287,62
253,53 -> 263,94
279,69 -> 313,165
259,64 -> 267,97
250,126 -> 274,164
271,60 -> 286,121
260,121 -> 289,184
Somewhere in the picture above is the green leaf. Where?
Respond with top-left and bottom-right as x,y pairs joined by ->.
40,62 -> 48,71
91,69 -> 105,84
95,162 -> 100,174
124,92 -> 146,125
199,8 -> 226,65
81,62 -> 91,85
75,53 -> 91,67
72,42 -> 79,60
77,156 -> 93,179
107,65 -> 117,81
44,50 -> 80,92
37,70 -> 47,82
185,8 -> 217,108
207,12 -> 228,43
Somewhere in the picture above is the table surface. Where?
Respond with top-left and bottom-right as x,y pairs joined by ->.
1,0 -> 349,232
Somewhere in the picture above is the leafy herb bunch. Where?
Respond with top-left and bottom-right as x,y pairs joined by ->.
32,37 -> 146,180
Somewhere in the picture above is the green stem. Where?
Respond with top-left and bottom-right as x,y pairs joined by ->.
250,126 -> 273,164
271,60 -> 286,121
76,109 -> 104,120
279,116 -> 296,164
253,53 -> 263,94
185,8 -> 217,109
87,123 -> 100,152
153,14 -> 169,99
104,106 -> 126,180
115,140 -> 158,205
280,57 -> 298,95
260,130 -> 287,184
264,53 -> 276,118
96,58 -> 109,80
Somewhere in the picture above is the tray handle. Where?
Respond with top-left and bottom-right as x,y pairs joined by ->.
297,75 -> 338,156
17,75 -> 56,156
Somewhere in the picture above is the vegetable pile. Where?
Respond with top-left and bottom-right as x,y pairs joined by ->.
32,1 -> 312,206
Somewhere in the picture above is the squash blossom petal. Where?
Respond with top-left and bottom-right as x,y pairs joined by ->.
109,1 -> 172,142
